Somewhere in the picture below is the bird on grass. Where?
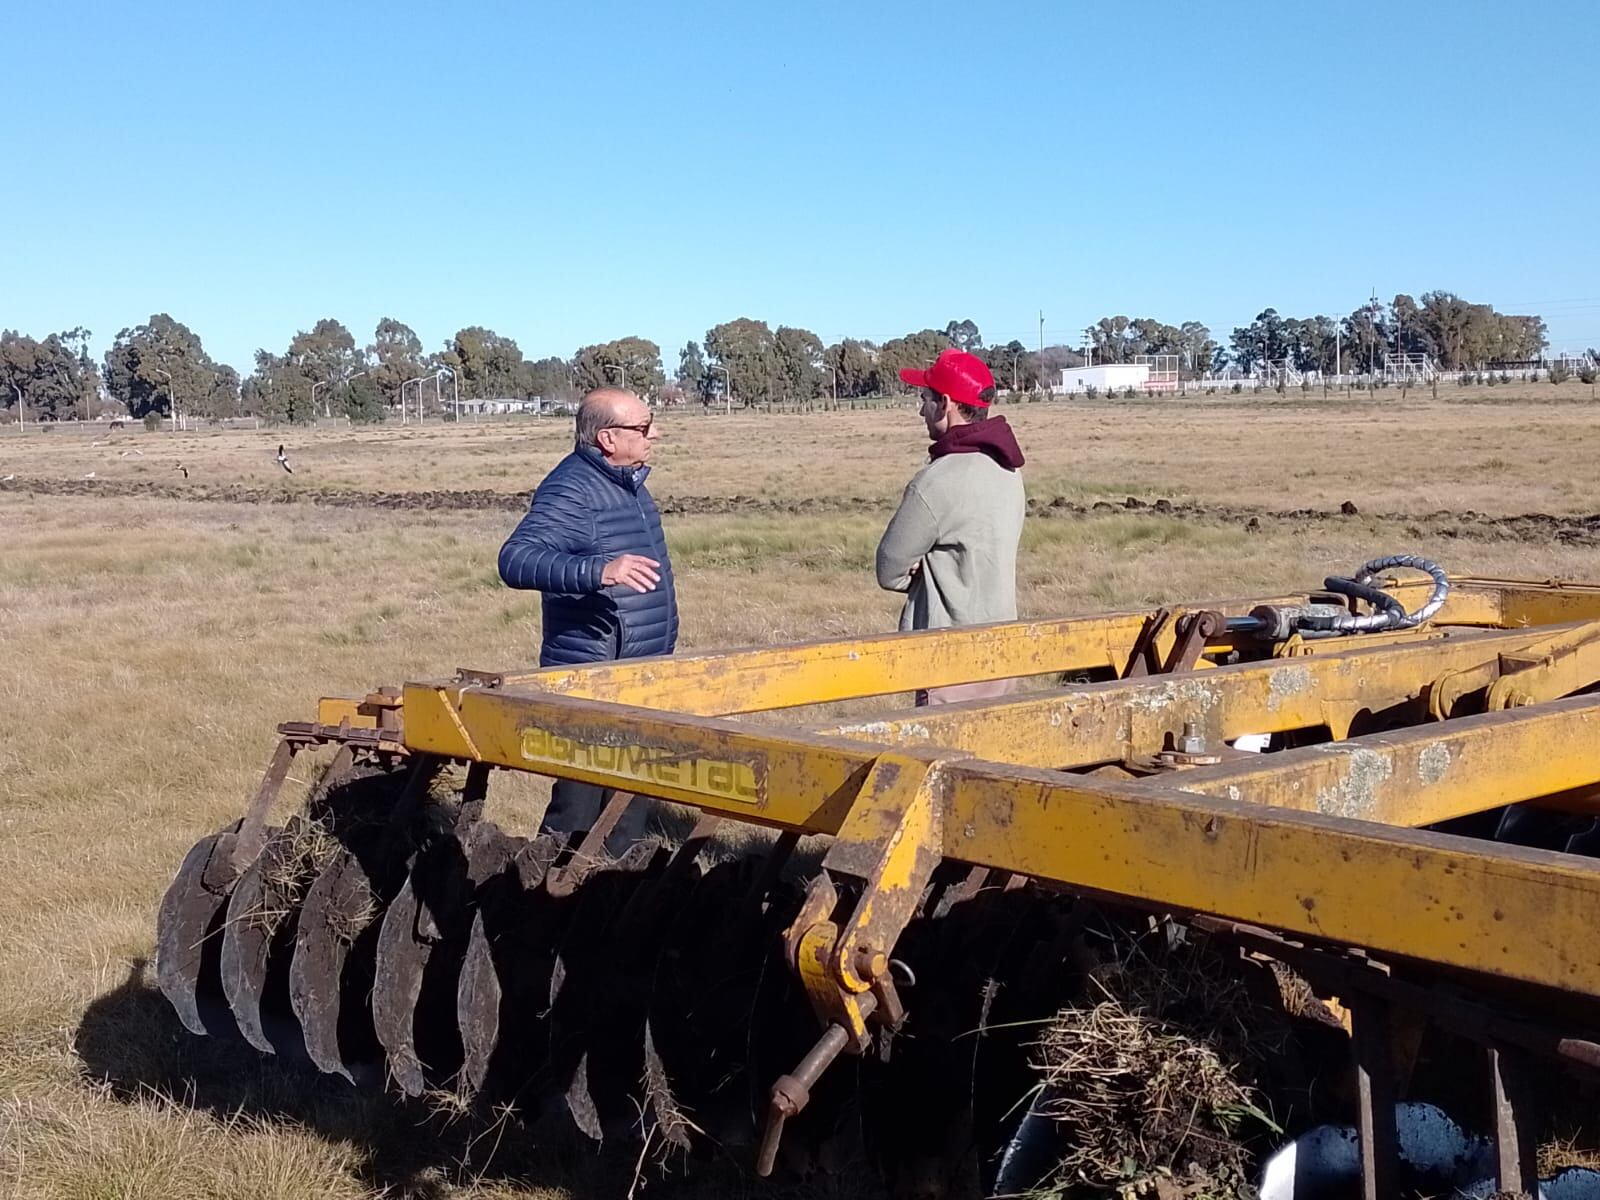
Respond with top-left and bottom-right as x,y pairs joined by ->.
275,444 -> 293,474
176,463 -> 189,480
82,471 -> 97,480
1,474 -> 14,482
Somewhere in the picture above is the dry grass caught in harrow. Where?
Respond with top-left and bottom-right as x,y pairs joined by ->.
1025,922 -> 1291,1198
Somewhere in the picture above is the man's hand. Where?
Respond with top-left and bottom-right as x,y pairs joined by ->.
602,554 -> 661,593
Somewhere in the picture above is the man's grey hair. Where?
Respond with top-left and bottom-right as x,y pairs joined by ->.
575,387 -> 636,447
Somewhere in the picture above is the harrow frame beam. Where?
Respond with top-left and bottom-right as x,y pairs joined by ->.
168,571 -> 1600,1192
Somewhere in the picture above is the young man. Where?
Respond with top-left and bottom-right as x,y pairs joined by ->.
498,386 -> 675,847
875,348 -> 1026,705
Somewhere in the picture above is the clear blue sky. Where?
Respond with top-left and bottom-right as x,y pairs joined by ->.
3,0 -> 1598,373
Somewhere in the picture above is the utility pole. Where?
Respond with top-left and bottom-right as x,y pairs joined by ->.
827,365 -> 837,407
1038,310 -> 1045,354
603,362 -> 626,389
1011,351 -> 1019,391
1336,327 -> 1342,379
1370,290 -> 1380,375
712,364 -> 731,414
9,382 -> 22,430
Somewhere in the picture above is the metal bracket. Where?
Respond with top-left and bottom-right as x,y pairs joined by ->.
759,752 -> 949,1174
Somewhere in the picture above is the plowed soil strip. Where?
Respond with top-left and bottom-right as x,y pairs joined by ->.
5,477 -> 1600,545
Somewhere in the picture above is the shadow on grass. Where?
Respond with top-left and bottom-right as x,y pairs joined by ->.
75,957 -> 879,1200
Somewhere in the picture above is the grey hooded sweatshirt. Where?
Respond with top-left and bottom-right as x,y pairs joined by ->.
874,416 -> 1027,632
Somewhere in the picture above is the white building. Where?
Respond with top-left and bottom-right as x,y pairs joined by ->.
1052,363 -> 1151,395
459,397 -> 543,415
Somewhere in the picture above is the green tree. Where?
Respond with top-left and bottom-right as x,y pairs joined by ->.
102,314 -> 225,419
774,325 -> 824,400
241,350 -> 302,423
1229,309 -> 1293,374
1084,316 -> 1133,363
200,365 -> 242,419
446,327 -> 534,400
343,375 -> 387,423
528,357 -> 575,404
571,336 -> 665,397
1178,321 -> 1218,376
1130,318 -> 1183,357
677,340 -> 708,400
942,319 -> 983,351
705,318 -> 781,405
980,339 -> 1038,391
1034,344 -> 1084,389
0,330 -> 100,421
288,318 -> 362,417
367,318 -> 424,407
1386,294 -> 1423,357
824,338 -> 878,398
874,329 -> 953,394
1341,299 -> 1387,374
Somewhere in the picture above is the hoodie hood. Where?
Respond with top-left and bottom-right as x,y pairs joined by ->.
928,416 -> 1026,470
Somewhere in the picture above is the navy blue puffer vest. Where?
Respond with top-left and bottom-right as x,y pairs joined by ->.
498,446 -> 678,666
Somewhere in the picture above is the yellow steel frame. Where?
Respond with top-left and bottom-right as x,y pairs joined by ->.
308,575 -> 1600,1040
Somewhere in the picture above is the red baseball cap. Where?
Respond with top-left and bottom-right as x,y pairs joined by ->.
899,348 -> 995,407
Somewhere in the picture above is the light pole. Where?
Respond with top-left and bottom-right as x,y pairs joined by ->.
438,367 -> 459,421
602,361 -> 626,389
711,365 -> 731,414
401,373 -> 430,425
1010,351 -> 1020,392
8,382 -> 23,430
828,365 -> 837,407
153,368 -> 177,431
311,378 -> 330,419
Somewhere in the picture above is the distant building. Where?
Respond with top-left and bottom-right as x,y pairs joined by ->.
459,397 -> 543,415
1052,363 -> 1151,395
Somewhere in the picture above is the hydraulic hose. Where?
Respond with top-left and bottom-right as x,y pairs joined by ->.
1226,554 -> 1450,641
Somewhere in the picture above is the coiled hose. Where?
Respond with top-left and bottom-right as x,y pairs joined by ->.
1226,554 -> 1451,641
1314,554 -> 1451,636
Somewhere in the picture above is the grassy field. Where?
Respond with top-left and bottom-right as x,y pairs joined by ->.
4,388 -> 1600,1198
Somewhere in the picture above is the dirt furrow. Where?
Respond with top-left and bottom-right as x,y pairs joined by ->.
6,476 -> 1600,546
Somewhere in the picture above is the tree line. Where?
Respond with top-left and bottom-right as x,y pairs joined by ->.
0,290 -> 1560,425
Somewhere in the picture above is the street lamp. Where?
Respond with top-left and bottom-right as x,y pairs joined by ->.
8,382 -> 23,430
401,373 -> 430,425
827,365 -> 837,407
437,367 -> 459,421
711,364 -> 731,414
153,367 -> 177,431
602,361 -> 626,389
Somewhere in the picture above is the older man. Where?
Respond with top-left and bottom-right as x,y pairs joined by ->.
875,349 -> 1026,705
499,387 -> 675,847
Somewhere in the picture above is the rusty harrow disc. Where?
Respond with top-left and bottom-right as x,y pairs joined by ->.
153,755 -> 831,1143
162,751 -> 1331,1184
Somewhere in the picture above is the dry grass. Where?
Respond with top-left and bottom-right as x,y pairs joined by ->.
5,392 -> 1600,1196
7,382 -> 1600,514
1031,926 -> 1284,1199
